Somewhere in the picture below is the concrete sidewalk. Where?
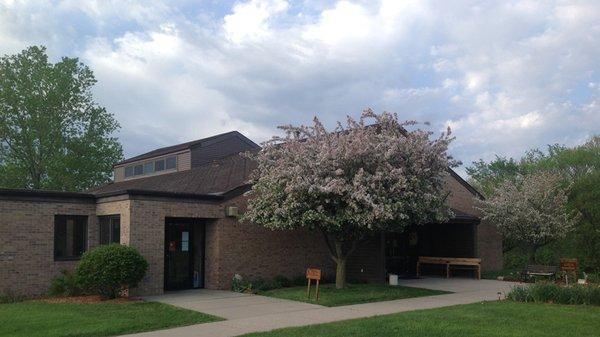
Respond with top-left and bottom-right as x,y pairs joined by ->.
144,289 -> 323,320
125,278 -> 518,337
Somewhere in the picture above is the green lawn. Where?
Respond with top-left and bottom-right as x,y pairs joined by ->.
259,283 -> 449,307
0,300 -> 221,337
243,301 -> 600,337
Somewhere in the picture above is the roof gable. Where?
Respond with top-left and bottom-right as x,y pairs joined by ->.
115,131 -> 259,166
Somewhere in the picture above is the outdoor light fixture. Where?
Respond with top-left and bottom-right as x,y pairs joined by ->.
226,206 -> 239,217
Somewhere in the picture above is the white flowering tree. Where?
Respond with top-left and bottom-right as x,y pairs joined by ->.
243,109 -> 458,288
478,171 -> 579,264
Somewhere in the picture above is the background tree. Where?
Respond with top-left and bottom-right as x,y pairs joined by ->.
466,156 -> 522,197
468,136 -> 600,270
0,46 -> 122,191
477,171 -> 579,264
243,109 -> 458,288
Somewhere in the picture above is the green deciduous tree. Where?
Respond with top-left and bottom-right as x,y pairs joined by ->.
243,109 -> 458,288
469,136 -> 600,269
0,46 -> 123,191
477,171 -> 579,264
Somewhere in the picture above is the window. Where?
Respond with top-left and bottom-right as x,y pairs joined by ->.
155,159 -> 165,171
54,215 -> 87,260
165,156 -> 177,170
144,161 -> 154,174
124,166 -> 134,177
99,215 -> 121,245
124,155 -> 177,178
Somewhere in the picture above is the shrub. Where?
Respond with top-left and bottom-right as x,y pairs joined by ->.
250,278 -> 272,292
76,244 -> 148,298
529,282 -> 558,303
0,290 -> 25,303
271,275 -> 291,289
534,246 -> 558,266
231,274 -> 267,293
504,249 -> 529,269
506,285 -> 532,302
292,275 -> 307,286
585,271 -> 600,284
49,269 -> 82,296
507,283 -> 600,306
232,274 -> 247,293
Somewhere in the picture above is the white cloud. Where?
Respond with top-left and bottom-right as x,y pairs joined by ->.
0,0 -> 598,175
223,0 -> 289,43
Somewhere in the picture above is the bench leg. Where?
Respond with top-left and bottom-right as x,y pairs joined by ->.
477,266 -> 481,280
416,262 -> 420,278
446,263 -> 450,278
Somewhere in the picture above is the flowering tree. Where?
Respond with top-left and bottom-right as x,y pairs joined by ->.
477,171 -> 579,263
243,109 -> 458,288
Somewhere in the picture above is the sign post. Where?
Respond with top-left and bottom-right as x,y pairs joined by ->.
560,258 -> 578,285
306,268 -> 321,301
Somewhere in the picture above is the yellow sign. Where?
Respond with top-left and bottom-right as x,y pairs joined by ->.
306,268 -> 321,280
306,268 -> 321,301
560,258 -> 577,272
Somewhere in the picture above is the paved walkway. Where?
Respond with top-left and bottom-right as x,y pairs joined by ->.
125,278 -> 518,337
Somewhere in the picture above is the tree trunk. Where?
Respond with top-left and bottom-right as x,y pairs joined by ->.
527,245 -> 538,264
320,229 -> 364,289
335,258 -> 347,289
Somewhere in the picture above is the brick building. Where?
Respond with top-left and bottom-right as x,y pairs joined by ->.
0,131 -> 502,296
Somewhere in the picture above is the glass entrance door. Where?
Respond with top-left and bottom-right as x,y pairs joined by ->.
164,220 -> 193,290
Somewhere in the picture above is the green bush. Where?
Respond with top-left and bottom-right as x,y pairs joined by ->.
49,269 -> 82,296
534,246 -> 558,266
272,275 -> 291,289
231,275 -> 270,293
506,285 -> 532,302
250,278 -> 272,292
586,272 -> 600,284
291,275 -> 307,286
504,249 -> 529,269
507,283 -> 600,306
232,274 -> 247,293
75,244 -> 148,298
0,290 -> 25,303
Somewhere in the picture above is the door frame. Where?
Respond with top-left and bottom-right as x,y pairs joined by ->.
164,217 -> 205,291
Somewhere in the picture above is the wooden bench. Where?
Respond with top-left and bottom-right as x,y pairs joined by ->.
417,256 -> 481,280
522,265 -> 558,279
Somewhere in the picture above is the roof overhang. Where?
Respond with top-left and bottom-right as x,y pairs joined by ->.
0,188 -> 96,203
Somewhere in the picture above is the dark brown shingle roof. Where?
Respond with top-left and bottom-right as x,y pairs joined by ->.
115,131 -> 258,166
91,154 -> 255,197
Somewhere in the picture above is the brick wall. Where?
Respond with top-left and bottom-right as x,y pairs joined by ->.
0,199 -> 96,297
0,171 -> 502,297
444,174 -> 503,271
126,196 -> 223,295
125,194 -> 334,295
477,220 -> 503,270
211,195 -> 335,290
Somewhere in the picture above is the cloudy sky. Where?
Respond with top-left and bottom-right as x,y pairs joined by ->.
1,0 -> 599,176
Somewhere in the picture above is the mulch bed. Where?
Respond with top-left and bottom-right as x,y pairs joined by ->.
39,295 -> 142,304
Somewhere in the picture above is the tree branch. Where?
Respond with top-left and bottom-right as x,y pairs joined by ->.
319,228 -> 338,262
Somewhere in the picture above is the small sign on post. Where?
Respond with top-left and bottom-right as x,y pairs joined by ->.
560,258 -> 578,285
306,268 -> 321,301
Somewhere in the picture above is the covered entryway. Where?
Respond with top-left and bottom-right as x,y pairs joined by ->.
164,218 -> 206,291
346,214 -> 481,283
385,220 -> 479,278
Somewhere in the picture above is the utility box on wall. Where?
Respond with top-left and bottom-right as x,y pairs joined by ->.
226,206 -> 239,217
